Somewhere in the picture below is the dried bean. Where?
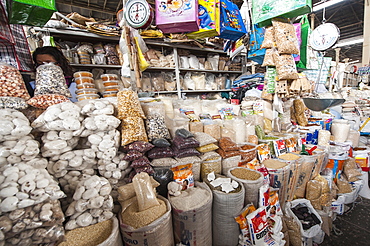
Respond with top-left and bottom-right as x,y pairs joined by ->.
146,115 -> 171,141
35,63 -> 71,97
0,97 -> 28,110
0,64 -> 30,100
27,94 -> 70,109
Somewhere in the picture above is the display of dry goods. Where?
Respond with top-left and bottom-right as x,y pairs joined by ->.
0,63 -> 30,100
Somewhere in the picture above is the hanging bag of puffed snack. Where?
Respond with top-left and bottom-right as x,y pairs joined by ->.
273,52 -> 299,80
121,116 -> 148,146
117,89 -> 146,120
272,18 -> 299,55
261,26 -> 275,49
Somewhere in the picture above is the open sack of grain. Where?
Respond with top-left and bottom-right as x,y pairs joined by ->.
205,174 -> 245,246
58,217 -> 122,246
227,167 -> 264,207
118,172 -> 173,246
169,181 -> 213,246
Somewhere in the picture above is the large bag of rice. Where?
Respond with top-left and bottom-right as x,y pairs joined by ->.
169,182 -> 212,246
211,179 -> 245,246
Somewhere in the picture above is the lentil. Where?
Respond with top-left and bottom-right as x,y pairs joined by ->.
230,168 -> 261,180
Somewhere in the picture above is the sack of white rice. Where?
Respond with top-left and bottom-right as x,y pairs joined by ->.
169,182 -> 213,246
206,176 -> 245,246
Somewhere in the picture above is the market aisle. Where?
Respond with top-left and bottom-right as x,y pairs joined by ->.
321,197 -> 370,245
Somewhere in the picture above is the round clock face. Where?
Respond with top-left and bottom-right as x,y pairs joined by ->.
310,23 -> 340,51
124,0 -> 151,28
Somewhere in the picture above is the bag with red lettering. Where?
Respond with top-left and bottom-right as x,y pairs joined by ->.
247,207 -> 277,246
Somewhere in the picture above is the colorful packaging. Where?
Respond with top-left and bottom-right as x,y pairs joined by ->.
257,144 -> 271,162
234,204 -> 257,245
218,0 -> 247,41
273,139 -> 287,157
247,207 -> 277,246
155,0 -> 199,33
187,0 -> 220,39
259,185 -> 282,216
171,163 -> 195,190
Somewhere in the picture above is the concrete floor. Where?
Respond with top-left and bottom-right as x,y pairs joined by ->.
320,197 -> 370,245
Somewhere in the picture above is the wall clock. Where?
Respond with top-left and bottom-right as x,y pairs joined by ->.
124,0 -> 153,29
309,23 -> 340,51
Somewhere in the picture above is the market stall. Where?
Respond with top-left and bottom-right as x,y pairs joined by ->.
0,0 -> 369,245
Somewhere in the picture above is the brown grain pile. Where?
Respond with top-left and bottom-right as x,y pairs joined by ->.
230,168 -> 261,180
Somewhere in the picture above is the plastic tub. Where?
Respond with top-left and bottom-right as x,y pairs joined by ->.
77,94 -> 99,101
104,86 -> 119,92
75,77 -> 94,84
103,91 -> 118,98
76,88 -> 98,95
74,71 -> 93,78
103,80 -> 119,87
77,83 -> 96,89
101,74 -> 118,81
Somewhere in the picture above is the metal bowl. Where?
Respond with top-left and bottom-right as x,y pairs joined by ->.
302,98 -> 345,111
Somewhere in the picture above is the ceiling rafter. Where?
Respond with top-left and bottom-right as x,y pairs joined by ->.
56,0 -> 117,15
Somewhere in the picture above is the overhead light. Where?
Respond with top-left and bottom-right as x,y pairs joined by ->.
333,37 -> 364,48
313,0 -> 347,12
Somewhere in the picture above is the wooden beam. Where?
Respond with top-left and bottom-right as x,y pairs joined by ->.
56,0 -> 116,15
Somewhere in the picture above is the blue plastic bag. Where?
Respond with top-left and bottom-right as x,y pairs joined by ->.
247,24 -> 266,65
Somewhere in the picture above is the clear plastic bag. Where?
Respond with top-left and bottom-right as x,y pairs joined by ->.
131,156 -> 151,168
172,136 -> 200,149
216,148 -> 241,159
121,117 -> 148,146
201,158 -> 222,180
262,48 -> 276,67
261,26 -> 275,49
0,63 -> 30,100
123,150 -> 143,161
175,128 -> 194,138
151,73 -> 165,91
273,53 -> 299,80
117,90 -> 146,119
104,43 -> 119,57
147,147 -> 175,159
152,138 -> 171,148
35,63 -> 72,97
27,94 -> 71,109
272,19 -> 299,55
192,72 -> 206,90
128,141 -> 154,153
146,114 -> 171,141
196,143 -> 219,153
218,137 -> 240,151
141,72 -> 152,92
173,147 -> 200,158
0,97 -> 28,110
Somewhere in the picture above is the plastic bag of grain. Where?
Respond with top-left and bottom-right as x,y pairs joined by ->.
222,155 -> 241,175
207,177 -> 245,246
227,167 -> 264,207
169,182 -> 213,246
119,196 -> 173,246
295,155 -> 316,198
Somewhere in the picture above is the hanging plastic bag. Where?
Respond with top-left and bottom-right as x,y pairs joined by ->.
134,37 -> 150,72
7,0 -> 57,26
247,24 -> 266,65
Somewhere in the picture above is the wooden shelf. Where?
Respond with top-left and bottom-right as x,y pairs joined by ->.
179,68 -> 242,74
153,89 -> 231,94
70,64 -> 121,68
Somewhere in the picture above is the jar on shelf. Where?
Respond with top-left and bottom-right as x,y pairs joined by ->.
73,71 -> 93,78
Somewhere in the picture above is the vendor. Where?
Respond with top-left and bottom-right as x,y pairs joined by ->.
31,46 -> 77,101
